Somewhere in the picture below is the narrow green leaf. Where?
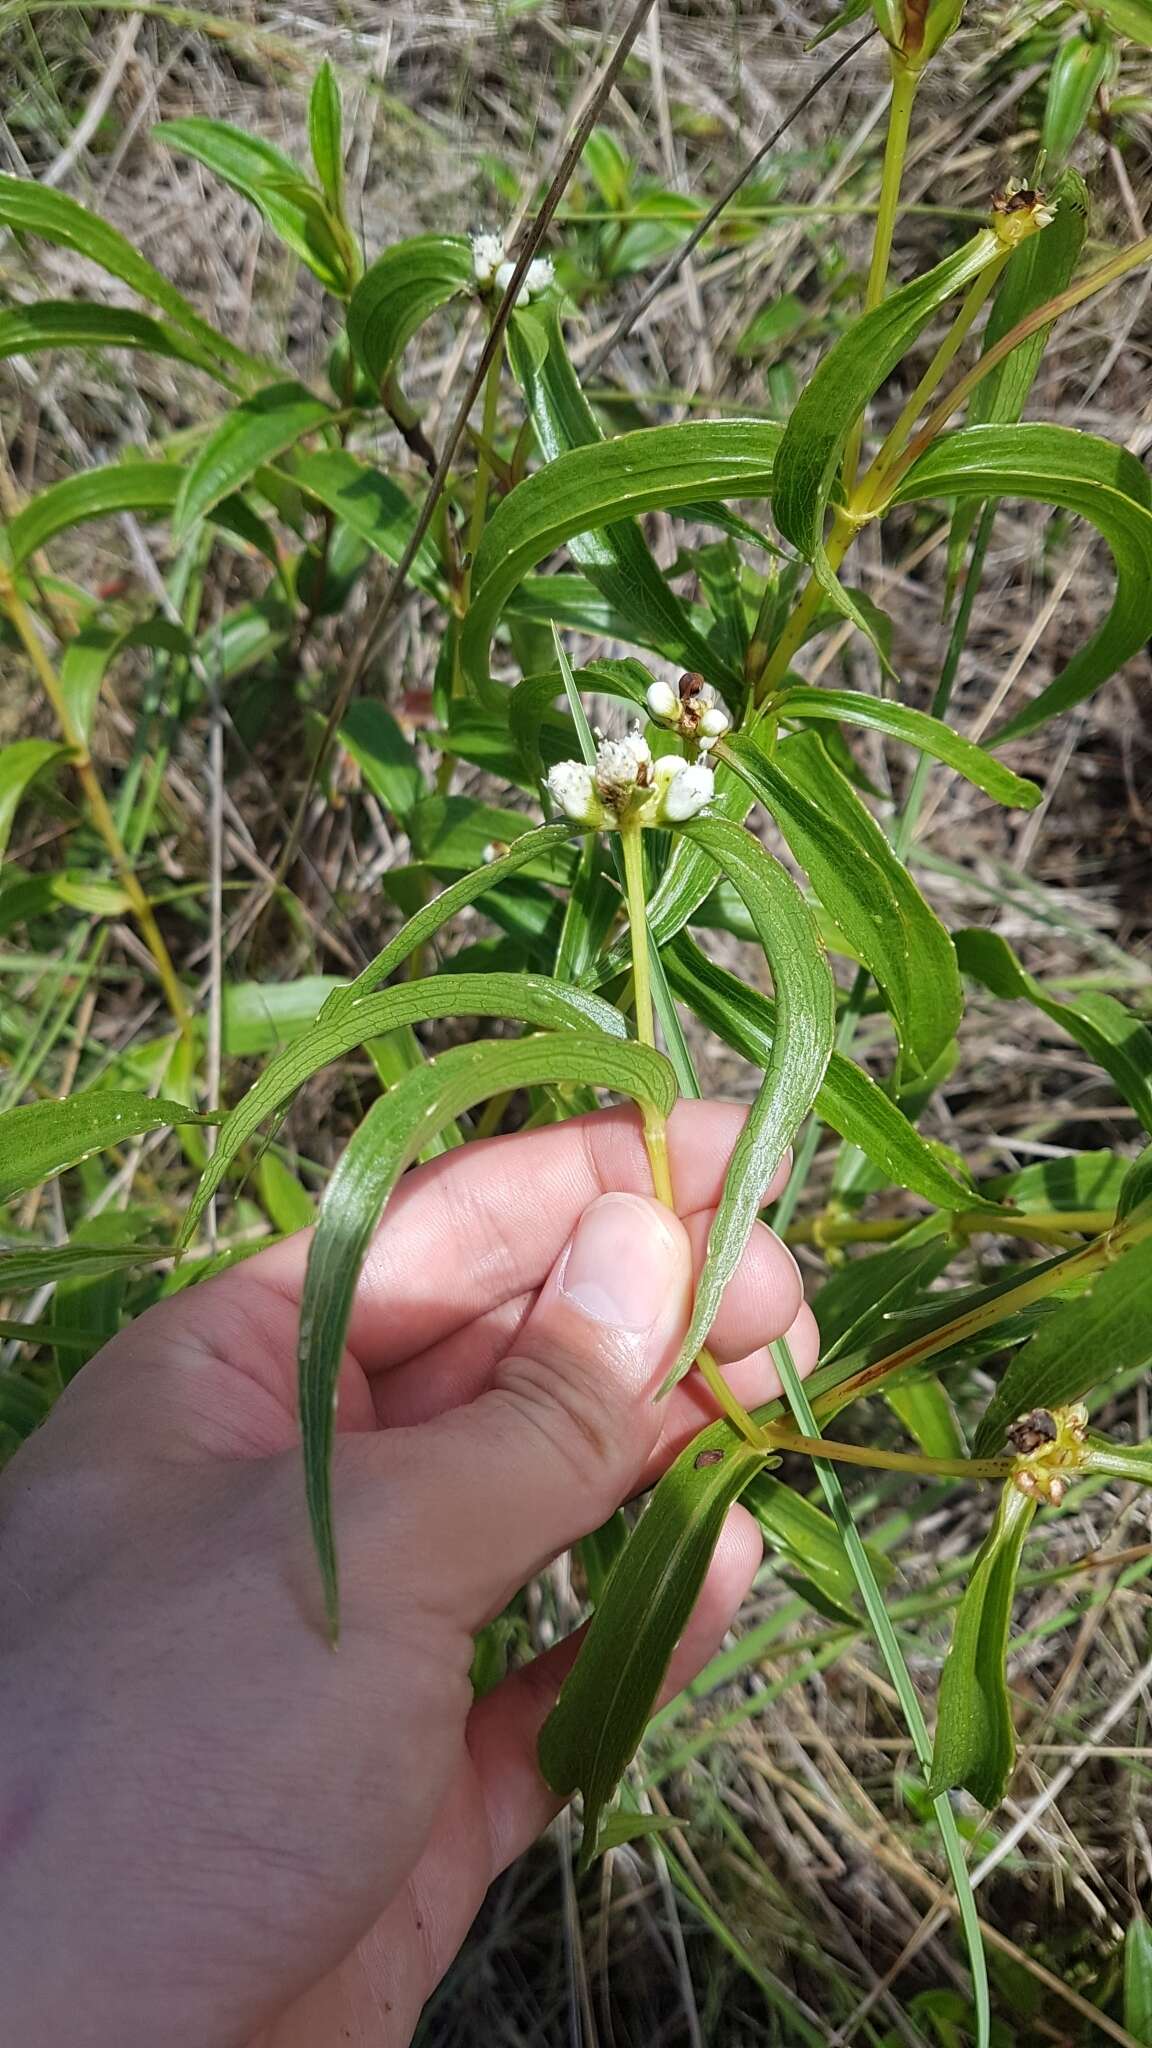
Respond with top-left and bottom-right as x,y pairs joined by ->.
743,1469 -> 892,1616
538,1417 -> 767,1858
300,1032 -> 677,1631
320,822 -> 575,1019
0,300 -> 234,382
984,1149 -> 1129,1215
1043,32 -> 1114,166
664,933 -> 989,1211
929,1483 -> 1035,1806
174,383 -> 334,541
893,425 -> 1152,740
727,729 -> 962,1076
182,969 -> 625,1244
0,171 -> 261,377
1095,0 -> 1152,40
1125,1916 -> 1152,2045
292,449 -> 444,593
1119,1147 -> 1152,1224
461,419 -> 781,695
0,741 -> 71,862
773,228 -> 1004,641
154,118 -> 357,294
506,298 -> 729,690
338,701 -> 426,824
780,686 -> 1041,808
886,1374 -> 966,1460
308,58 -> 344,210
956,926 -> 1152,1132
0,1092 -> 215,1204
0,1240 -> 161,1293
59,618 -> 192,748
973,1232 -> 1152,1457
661,819 -> 835,1390
4,462 -> 275,570
347,235 -> 473,388
509,656 -> 650,792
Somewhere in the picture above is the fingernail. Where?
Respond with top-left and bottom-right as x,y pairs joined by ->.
560,1193 -> 683,1331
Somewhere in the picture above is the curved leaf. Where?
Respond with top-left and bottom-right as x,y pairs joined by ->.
154,118 -> 357,294
300,1032 -> 678,1630
0,739 -> 71,861
174,383 -> 335,540
0,172 -> 261,377
59,618 -> 192,747
661,817 -> 835,1390
0,300 -> 234,382
1043,32 -> 1114,166
539,1417 -> 767,1860
3,462 -> 276,570
182,969 -> 623,1244
461,419 -> 782,694
892,423 -> 1152,739
347,235 -> 473,388
0,1091 -> 214,1205
664,934 -> 989,1211
929,1483 -> 1035,1807
726,730 -> 962,1075
292,449 -> 443,592
780,686 -> 1041,808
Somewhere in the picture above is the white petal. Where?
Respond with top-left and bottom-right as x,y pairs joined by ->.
645,679 -> 679,722
546,760 -> 599,824
698,704 -> 729,738
660,760 -> 714,822
524,256 -> 555,298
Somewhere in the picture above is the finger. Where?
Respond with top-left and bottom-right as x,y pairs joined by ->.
371,1215 -> 804,1430
245,1100 -> 790,1375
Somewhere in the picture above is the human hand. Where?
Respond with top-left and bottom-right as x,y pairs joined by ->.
0,1102 -> 817,2047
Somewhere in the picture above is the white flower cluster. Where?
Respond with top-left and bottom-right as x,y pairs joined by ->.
546,724 -> 714,831
644,672 -> 730,749
470,229 -> 554,304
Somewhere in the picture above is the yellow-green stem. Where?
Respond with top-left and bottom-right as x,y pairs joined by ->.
465,343 -> 503,592
841,55 -> 920,493
1,570 -> 192,1043
749,510 -> 856,704
761,1425 -> 1011,1481
620,822 -> 766,1447
785,1206 -> 1115,1247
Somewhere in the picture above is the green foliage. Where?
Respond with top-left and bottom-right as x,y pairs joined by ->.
930,1483 -> 1035,1806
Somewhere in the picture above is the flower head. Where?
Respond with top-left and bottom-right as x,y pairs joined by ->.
546,721 -> 713,830
473,235 -> 555,304
645,671 -> 730,750
470,230 -> 505,287
545,759 -> 605,829
991,180 -> 1055,247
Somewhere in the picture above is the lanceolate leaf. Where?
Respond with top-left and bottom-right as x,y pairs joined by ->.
1043,34 -> 1114,166
0,172 -> 262,378
0,1092 -> 215,1205
59,619 -> 193,747
0,301 -> 235,382
174,384 -> 335,541
347,236 -> 473,389
181,969 -> 624,1243
956,926 -> 1152,1132
891,424 -> 1152,741
3,463 -> 275,570
0,1241 -> 162,1294
337,701 -> 425,824
0,740 -> 71,862
726,730 -> 961,1076
292,450 -> 444,592
664,934 -> 989,1211
538,1416 -> 767,1861
973,1231 -> 1152,1457
308,58 -> 345,212
1095,0 -> 1152,39
154,118 -> 358,294
744,1469 -> 892,1617
506,298 -> 728,691
300,1033 -> 677,1631
461,420 -> 782,695
661,818 -> 835,1390
779,687 -> 1041,809
929,1482 -> 1035,1807
320,822 -> 575,1019
772,227 -> 1004,639
1125,1916 -> 1152,2046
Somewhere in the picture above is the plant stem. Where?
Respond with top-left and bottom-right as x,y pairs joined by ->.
761,1423 -> 1011,1480
748,509 -> 856,703
894,502 -> 995,859
783,1206 -> 1114,1246
0,570 -> 192,1043
620,821 -> 766,1446
465,341 -> 503,591
841,54 -> 919,493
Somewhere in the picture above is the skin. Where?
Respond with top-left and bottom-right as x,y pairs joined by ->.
0,1101 -> 818,2046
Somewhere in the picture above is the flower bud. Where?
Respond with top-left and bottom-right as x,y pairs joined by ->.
645,679 -> 680,724
652,755 -> 715,823
698,704 -> 730,741
470,229 -> 505,287
545,760 -> 605,828
872,0 -> 965,71
990,180 -> 1056,249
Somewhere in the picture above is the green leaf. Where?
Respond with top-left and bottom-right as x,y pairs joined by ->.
660,819 -> 835,1391
1095,0 -> 1152,40
726,730 -> 961,1076
347,235 -> 473,389
338,701 -> 425,824
0,740 -> 71,862
509,655 -> 651,791
308,58 -> 344,211
174,383 -> 334,541
664,934 -> 988,1211
892,424 -> 1152,741
780,686 -> 1041,808
886,1374 -> 965,1460
0,1239 -> 161,1293
181,970 -> 625,1245
956,926 -> 1152,1132
59,618 -> 192,748
1119,1147 -> 1152,1224
3,462 -> 273,570
506,298 -> 728,690
0,1092 -> 215,1205
929,1483 -> 1035,1807
946,174 -> 1089,585
256,1151 -> 315,1235
1125,1916 -> 1152,2045
743,1469 -> 892,1617
0,300 -> 235,382
538,1416 -> 767,1860
321,822 -> 575,1019
983,1149 -> 1130,1215
292,450 -> 443,594
0,172 -> 261,378
773,228 -> 1004,641
1043,32 -> 1114,165
814,1233 -> 955,1360
220,976 -> 345,1056
973,1232 -> 1152,1457
154,118 -> 357,294
300,1032 -> 677,1631
461,419 -> 781,697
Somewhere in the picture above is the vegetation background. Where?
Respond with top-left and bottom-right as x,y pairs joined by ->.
2,1 -> 1152,2041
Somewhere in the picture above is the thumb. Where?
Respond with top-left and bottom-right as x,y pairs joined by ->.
364,1192 -> 694,1626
